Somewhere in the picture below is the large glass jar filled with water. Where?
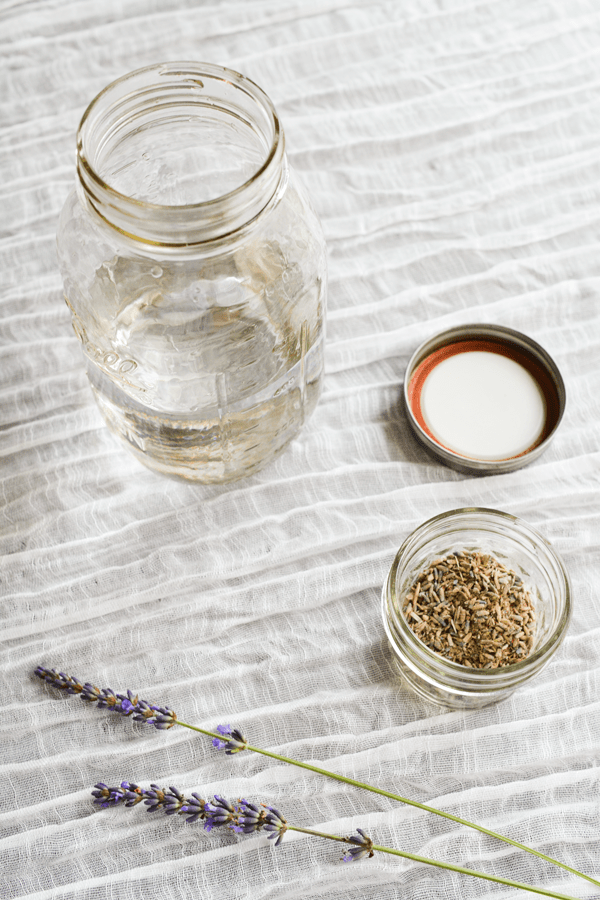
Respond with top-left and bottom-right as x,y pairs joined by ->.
57,63 -> 326,482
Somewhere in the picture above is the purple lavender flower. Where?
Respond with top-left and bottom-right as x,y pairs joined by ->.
204,795 -> 238,832
263,806 -> 288,846
151,706 -> 178,730
35,667 -> 84,694
80,683 -> 103,702
163,786 -> 187,815
143,784 -> 170,813
95,687 -> 120,711
35,667 -> 177,731
92,782 -> 210,821
91,783 -> 289,851
212,724 -> 248,754
180,793 -> 208,824
341,828 -> 374,861
140,784 -> 186,815
234,799 -> 267,834
115,690 -> 138,715
115,693 -> 177,728
91,783 -> 127,808
127,697 -> 158,724
119,782 -> 145,806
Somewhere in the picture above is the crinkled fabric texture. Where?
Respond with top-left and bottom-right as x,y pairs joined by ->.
1,1 -> 599,899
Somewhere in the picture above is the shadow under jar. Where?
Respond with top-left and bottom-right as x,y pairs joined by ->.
382,508 -> 571,710
57,62 -> 327,482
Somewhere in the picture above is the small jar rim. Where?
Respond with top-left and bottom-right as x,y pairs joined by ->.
383,507 -> 572,688
76,62 -> 285,246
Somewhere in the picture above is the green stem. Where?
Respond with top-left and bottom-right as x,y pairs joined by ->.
286,825 -> 582,900
176,720 -> 600,890
369,844 -> 583,900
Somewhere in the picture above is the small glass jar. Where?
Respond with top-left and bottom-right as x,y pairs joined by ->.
56,62 -> 327,482
382,508 -> 571,710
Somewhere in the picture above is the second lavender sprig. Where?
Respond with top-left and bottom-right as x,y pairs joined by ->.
91,781 -> 583,900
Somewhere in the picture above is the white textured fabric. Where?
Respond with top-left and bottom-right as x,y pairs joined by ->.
1,2 -> 600,898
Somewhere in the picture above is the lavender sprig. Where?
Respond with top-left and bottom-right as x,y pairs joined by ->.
36,667 -> 599,893
90,783 -> 582,900
35,667 -> 177,729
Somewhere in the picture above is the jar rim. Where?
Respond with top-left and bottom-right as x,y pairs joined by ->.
76,62 -> 285,246
383,507 -> 572,690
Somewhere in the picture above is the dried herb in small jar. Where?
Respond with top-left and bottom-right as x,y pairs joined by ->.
402,550 -> 535,669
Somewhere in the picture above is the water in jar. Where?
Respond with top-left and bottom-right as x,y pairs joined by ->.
69,237 -> 324,482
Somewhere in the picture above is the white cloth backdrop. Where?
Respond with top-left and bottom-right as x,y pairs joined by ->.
1,1 -> 600,898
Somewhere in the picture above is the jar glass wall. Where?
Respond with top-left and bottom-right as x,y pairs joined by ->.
382,508 -> 571,710
57,62 -> 327,482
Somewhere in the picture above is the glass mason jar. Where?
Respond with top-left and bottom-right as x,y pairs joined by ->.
56,62 -> 327,482
382,508 -> 571,710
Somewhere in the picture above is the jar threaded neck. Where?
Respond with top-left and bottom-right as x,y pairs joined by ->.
76,62 -> 285,246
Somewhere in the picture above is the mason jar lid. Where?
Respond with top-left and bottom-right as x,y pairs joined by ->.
404,324 -> 566,474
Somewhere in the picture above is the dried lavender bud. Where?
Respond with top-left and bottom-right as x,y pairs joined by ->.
119,695 -> 178,728
180,793 -> 208,824
212,724 -> 248,754
204,795 -> 238,831
234,799 -> 267,834
263,806 -> 288,846
115,690 -> 139,715
91,783 -> 127,808
151,706 -> 178,730
35,667 -> 84,694
342,828 -> 374,862
401,550 -> 536,669
128,697 -> 158,724
163,786 -> 186,815
80,683 -> 103,702
96,688 -> 120,711
120,782 -> 145,806
143,784 -> 170,813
